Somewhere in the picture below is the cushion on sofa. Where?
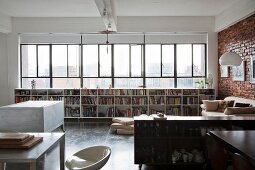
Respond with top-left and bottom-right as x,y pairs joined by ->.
224,107 -> 255,115
234,102 -> 251,107
217,100 -> 235,112
202,100 -> 219,111
224,96 -> 255,107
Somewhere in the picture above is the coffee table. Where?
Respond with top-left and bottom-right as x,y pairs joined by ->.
0,132 -> 65,170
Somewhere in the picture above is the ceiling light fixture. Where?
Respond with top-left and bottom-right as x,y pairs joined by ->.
95,0 -> 117,32
219,51 -> 242,66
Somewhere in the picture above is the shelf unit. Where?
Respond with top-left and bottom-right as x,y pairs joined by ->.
14,88 -> 215,118
134,116 -> 255,169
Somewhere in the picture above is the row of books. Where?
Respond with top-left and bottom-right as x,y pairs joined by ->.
48,90 -> 63,95
183,97 -> 198,104
98,89 -> 114,95
149,90 -> 165,95
183,89 -> 198,95
182,107 -> 197,116
166,107 -> 181,115
64,96 -> 80,105
48,96 -> 64,101
132,108 -> 147,116
115,97 -> 131,105
81,89 -> 97,95
165,89 -> 182,96
115,89 -> 132,95
132,97 -> 147,105
98,97 -> 114,105
64,89 -> 80,95
30,96 -> 48,101
132,89 -> 147,95
65,107 -> 80,117
81,97 -> 97,105
166,97 -> 181,105
15,90 -> 30,95
15,96 -> 30,103
82,106 -> 97,117
149,96 -> 165,104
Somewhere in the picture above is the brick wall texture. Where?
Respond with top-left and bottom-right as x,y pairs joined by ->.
218,14 -> 255,99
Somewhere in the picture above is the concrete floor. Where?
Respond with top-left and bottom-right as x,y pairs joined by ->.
6,122 -> 204,170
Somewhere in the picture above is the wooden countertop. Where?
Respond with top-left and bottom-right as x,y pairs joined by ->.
134,115 -> 255,121
209,130 -> 255,165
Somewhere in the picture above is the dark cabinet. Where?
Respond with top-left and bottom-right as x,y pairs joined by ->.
134,116 -> 255,169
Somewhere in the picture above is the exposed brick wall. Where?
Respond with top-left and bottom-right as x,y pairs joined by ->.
218,14 -> 255,99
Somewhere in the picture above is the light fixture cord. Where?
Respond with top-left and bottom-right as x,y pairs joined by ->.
106,30 -> 109,54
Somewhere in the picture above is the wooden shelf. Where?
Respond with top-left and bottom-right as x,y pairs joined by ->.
15,88 -> 215,118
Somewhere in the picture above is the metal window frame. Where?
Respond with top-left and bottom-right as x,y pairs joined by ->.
20,43 -> 206,88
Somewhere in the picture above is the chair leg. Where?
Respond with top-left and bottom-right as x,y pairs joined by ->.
0,162 -> 6,170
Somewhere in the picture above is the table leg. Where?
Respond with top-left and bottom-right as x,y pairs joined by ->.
60,135 -> 65,170
61,124 -> 65,132
0,162 -> 6,170
30,162 -> 36,170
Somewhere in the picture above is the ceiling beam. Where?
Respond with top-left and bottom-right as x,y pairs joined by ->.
95,0 -> 117,32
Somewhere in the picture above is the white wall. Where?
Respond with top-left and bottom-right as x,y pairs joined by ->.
2,16 -> 218,104
215,0 -> 255,32
7,34 -> 19,105
0,12 -> 11,33
0,33 -> 9,106
207,32 -> 218,95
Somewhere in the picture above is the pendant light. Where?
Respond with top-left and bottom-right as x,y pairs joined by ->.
219,51 -> 242,66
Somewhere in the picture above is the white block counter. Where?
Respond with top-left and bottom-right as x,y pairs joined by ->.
0,101 -> 64,132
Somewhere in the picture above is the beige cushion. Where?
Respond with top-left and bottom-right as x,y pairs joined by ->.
111,123 -> 134,130
224,96 -> 255,107
112,117 -> 134,125
203,100 -> 219,111
217,100 -> 235,112
224,107 -> 255,115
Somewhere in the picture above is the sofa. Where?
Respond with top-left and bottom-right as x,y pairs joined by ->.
201,96 -> 255,117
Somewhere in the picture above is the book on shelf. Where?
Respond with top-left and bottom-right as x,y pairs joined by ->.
82,106 -> 97,117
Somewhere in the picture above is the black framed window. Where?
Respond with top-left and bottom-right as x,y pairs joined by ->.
20,43 -> 206,88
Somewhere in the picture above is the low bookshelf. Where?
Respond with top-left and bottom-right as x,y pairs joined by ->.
14,88 -> 215,119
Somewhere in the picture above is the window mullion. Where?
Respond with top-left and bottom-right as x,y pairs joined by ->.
129,45 -> 131,77
191,44 -> 194,77
36,45 -> 39,77
174,44 -> 177,88
143,38 -> 146,87
161,44 -> 163,77
20,45 -> 23,88
67,45 -> 69,77
49,44 -> 53,88
98,45 -> 100,77
80,41 -> 83,88
112,44 -> 114,88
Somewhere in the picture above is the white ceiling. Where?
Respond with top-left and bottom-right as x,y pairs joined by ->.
0,0 -> 242,17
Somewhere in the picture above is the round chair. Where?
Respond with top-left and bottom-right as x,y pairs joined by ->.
65,145 -> 111,170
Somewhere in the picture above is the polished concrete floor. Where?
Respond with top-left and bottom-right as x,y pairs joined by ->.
6,122 -> 204,170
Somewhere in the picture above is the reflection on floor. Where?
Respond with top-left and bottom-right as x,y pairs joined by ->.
6,122 -> 203,170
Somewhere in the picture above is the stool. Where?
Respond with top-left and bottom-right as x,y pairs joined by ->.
65,146 -> 111,170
